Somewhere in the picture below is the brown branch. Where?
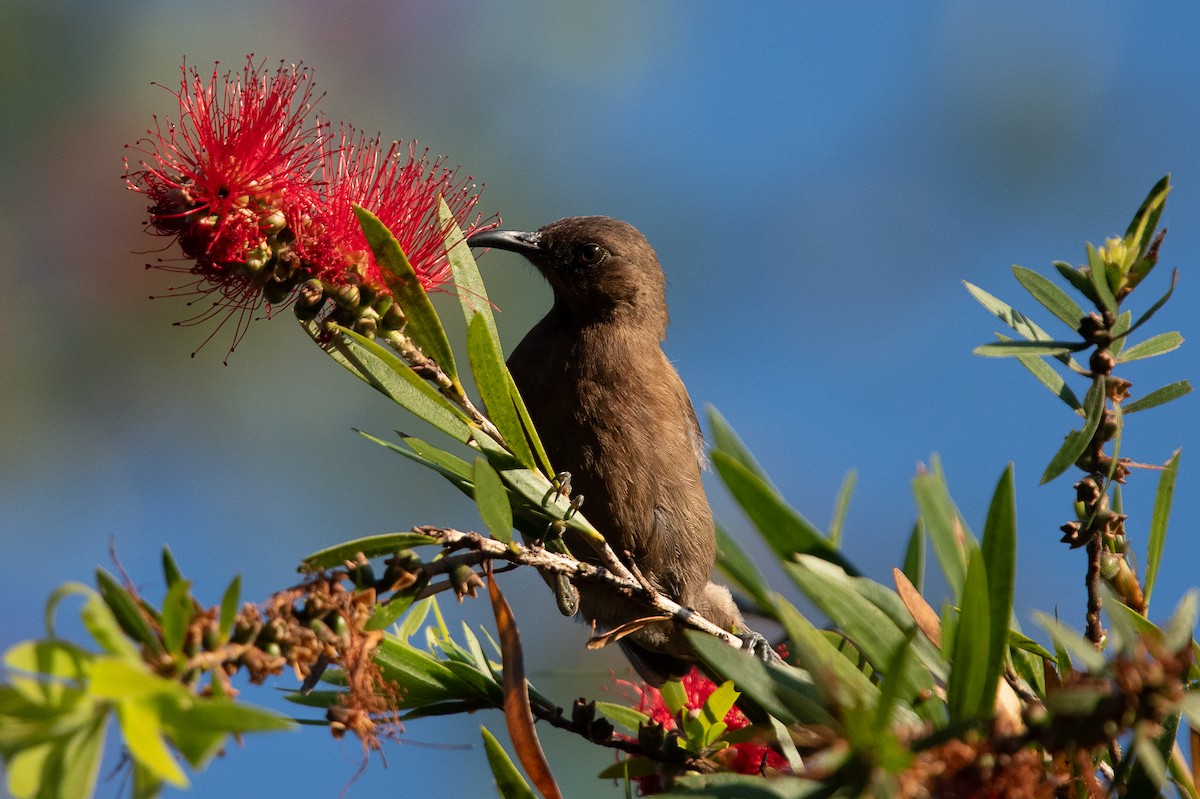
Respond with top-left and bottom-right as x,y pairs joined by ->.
411,525 -> 751,654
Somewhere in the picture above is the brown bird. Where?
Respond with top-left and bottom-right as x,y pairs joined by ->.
468,216 -> 763,684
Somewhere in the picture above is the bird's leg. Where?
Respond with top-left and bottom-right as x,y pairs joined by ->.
552,471 -> 573,500
534,519 -> 582,616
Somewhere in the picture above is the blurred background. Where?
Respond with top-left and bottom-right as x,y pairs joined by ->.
2,2 -> 1199,796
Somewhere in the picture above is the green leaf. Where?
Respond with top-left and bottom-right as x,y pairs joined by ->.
660,679 -> 687,715
1054,260 -> 1099,305
707,406 -> 772,484
700,681 -> 739,730
979,465 -> 1016,716
354,430 -> 474,495
1085,242 -> 1118,314
160,579 -> 193,657
1123,380 -> 1192,414
711,451 -> 857,575
300,532 -> 438,571
785,557 -> 935,704
364,584 -> 425,632
1109,310 -> 1132,358
1124,268 -> 1178,338
947,548 -> 991,723
470,429 -> 604,545
58,714 -> 106,799
1144,450 -> 1180,608
901,523 -> 925,595
473,456 -> 515,546
972,340 -> 1086,357
594,701 -> 651,733
326,325 -> 473,442
480,725 -> 537,799
84,576 -> 147,661
912,469 -> 969,598
685,631 -> 835,727
467,313 -> 535,469
1125,174 -> 1171,255
4,641 -> 92,684
963,281 -> 1059,344
1033,612 -> 1104,672
1117,330 -> 1184,363
774,596 -> 882,714
354,204 -> 459,389
115,699 -> 188,788
1008,629 -> 1055,662
218,576 -> 240,641
713,523 -> 775,618
1040,379 -> 1105,485
439,199 -> 553,479
1163,589 -> 1198,653
160,546 -> 184,590
1012,265 -> 1085,330
92,571 -> 160,658
828,469 -> 856,547
994,333 -> 1083,411
167,698 -> 295,735
1126,713 -> 1177,798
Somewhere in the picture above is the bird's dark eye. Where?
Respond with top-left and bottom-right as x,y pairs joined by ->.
576,243 -> 606,265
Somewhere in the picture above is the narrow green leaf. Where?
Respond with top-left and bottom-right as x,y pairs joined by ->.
707,406 -> 772,484
468,313 -> 535,469
354,204 -> 459,388
979,466 -> 1016,717
774,597 -> 882,713
1086,242 -> 1118,314
88,574 -> 149,660
660,679 -> 687,715
91,568 -> 159,657
1033,612 -> 1105,672
1163,590 -> 1198,653
874,632 -> 915,729
1123,380 -> 1193,414
1012,265 -> 1085,330
712,451 -> 857,575
994,333 -> 1083,411
300,532 -> 439,571
481,725 -> 537,799
160,546 -> 184,590
901,523 -> 925,595
116,699 -> 188,787
218,576 -> 240,640
963,281 -> 1058,343
365,583 -> 425,632
1040,379 -> 1105,485
506,370 -> 555,478
912,470 -> 967,598
700,681 -> 740,732
473,456 -> 515,546
1109,310 -> 1133,357
443,197 -> 500,348
1007,629 -> 1055,661
59,714 -> 106,799
713,523 -> 776,617
327,325 -> 473,443
353,430 -> 474,495
828,469 -> 856,547
168,698 -> 295,734
973,340 -> 1086,357
685,631 -> 834,727
593,701 -> 651,733
1144,450 -> 1180,608
1125,268 -> 1178,338
160,579 -> 193,656
1126,714 -> 1176,797
470,428 -> 604,545
1126,175 -> 1171,255
1054,260 -> 1099,305
947,551 -> 990,723
785,557 -> 935,703
1117,330 -> 1184,363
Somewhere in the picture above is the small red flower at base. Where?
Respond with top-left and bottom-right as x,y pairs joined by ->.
616,666 -> 789,795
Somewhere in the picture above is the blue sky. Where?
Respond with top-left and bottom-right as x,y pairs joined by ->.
2,3 -> 1199,796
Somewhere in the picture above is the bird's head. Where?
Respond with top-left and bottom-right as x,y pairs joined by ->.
468,216 -> 668,334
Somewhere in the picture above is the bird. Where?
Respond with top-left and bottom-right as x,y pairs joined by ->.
467,216 -> 761,685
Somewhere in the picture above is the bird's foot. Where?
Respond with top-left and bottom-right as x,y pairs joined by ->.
738,629 -> 783,665
552,471 -> 573,499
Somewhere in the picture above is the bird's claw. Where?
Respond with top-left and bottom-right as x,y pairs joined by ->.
738,630 -> 782,665
552,471 -> 573,499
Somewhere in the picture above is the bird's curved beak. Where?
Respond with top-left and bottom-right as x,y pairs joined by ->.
466,228 -> 542,257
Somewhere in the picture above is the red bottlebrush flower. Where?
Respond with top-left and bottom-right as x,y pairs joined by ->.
305,126 -> 495,296
124,56 -> 324,354
617,666 -> 789,795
